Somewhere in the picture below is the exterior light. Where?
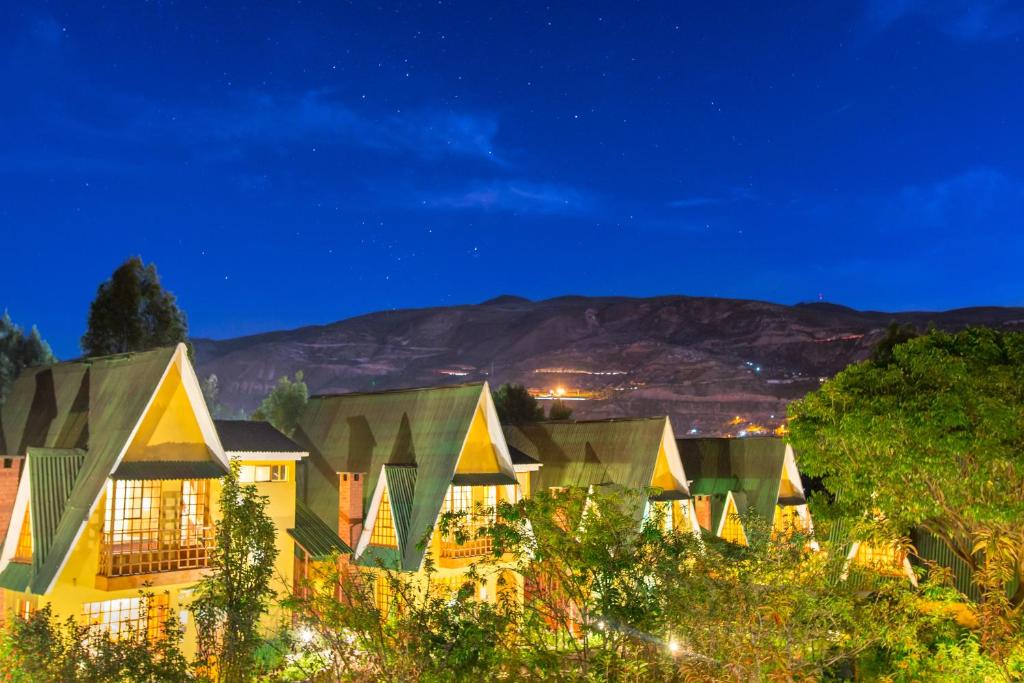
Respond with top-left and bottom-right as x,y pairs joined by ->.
668,639 -> 680,654
298,626 -> 315,645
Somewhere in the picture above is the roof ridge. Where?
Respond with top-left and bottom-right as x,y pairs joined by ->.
26,345 -> 178,370
310,381 -> 485,400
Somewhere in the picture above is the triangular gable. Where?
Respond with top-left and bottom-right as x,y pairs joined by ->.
650,419 -> 690,497
0,344 -> 226,595
715,491 -> 749,545
297,382 -> 512,572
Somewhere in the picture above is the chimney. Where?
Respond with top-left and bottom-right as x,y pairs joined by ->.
338,472 -> 364,549
694,495 -> 711,532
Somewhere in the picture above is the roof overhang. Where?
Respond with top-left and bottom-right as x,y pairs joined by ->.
225,450 -> 309,462
452,472 -> 518,486
111,460 -> 229,480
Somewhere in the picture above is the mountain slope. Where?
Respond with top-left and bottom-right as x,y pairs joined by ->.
192,295 -> 1024,435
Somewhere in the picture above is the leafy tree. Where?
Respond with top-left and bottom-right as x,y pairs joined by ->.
200,374 -> 245,420
81,256 -> 187,357
192,464 -> 278,683
0,311 -> 55,404
546,399 -> 573,421
0,597 -> 191,682
789,328 -> 1024,646
871,321 -> 920,365
492,383 -> 543,425
251,371 -> 308,437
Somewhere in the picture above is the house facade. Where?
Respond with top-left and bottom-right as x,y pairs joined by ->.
292,382 -> 525,609
0,344 -> 303,654
504,416 -> 700,534
676,437 -> 815,547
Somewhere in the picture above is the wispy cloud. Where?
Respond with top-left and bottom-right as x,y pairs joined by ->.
668,187 -> 754,209
422,180 -> 595,215
213,90 -> 504,163
865,0 -> 1024,41
885,167 -> 1024,230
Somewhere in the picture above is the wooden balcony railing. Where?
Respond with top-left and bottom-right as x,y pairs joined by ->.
99,527 -> 214,577
440,535 -> 493,559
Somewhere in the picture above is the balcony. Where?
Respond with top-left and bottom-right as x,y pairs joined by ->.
97,478 -> 214,588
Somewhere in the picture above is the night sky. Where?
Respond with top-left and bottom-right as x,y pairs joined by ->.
3,2 -> 1023,358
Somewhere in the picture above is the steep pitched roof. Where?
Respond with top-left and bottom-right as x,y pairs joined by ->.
503,417 -> 689,514
676,437 -> 793,532
214,420 -> 305,453
293,382 -> 512,571
0,344 -> 225,594
289,499 -> 352,560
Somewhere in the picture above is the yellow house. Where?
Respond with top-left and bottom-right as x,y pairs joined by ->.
0,344 -> 303,654
503,416 -> 700,535
676,437 -> 817,548
292,382 -> 527,609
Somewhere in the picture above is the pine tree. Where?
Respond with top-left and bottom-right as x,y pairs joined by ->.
81,256 -> 187,357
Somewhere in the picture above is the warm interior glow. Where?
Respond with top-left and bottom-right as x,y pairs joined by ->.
83,594 -> 169,641
370,484 -> 398,548
13,502 -> 32,563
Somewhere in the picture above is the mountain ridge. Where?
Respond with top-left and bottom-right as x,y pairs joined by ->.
192,294 -> 1024,435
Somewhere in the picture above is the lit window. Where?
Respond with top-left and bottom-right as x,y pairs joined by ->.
13,504 -> 32,563
101,479 -> 212,576
440,485 -> 495,558
83,594 -> 169,642
853,542 -> 907,575
370,485 -> 397,547
15,596 -> 35,620
374,573 -> 395,614
239,464 -> 288,483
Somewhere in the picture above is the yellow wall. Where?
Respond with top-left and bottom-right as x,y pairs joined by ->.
3,359 -> 299,658
455,405 -> 502,474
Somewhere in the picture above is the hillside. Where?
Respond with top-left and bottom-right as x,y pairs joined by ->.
192,295 -> 1024,435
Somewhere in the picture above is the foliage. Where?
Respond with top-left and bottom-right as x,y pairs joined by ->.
0,311 -> 55,404
546,399 -> 573,421
491,383 -> 543,425
192,464 -> 279,682
201,373 -> 246,419
788,327 -> 1024,649
252,371 -> 308,437
283,556 -> 517,682
0,599 -> 191,683
81,256 -> 188,357
870,321 -> 920,365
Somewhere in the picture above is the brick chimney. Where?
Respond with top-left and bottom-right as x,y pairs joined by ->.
338,472 -> 364,549
693,495 -> 711,532
0,457 -> 24,540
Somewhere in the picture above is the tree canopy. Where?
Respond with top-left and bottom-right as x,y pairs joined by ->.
0,312 -> 56,404
81,256 -> 187,357
492,383 -> 544,425
789,327 -> 1024,621
251,371 -> 308,437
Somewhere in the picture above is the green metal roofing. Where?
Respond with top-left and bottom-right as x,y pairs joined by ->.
0,562 -> 31,592
676,437 -> 789,532
293,382 -> 510,572
112,459 -> 228,480
384,465 -> 417,552
288,500 -> 352,560
505,416 -> 680,487
0,346 -> 183,594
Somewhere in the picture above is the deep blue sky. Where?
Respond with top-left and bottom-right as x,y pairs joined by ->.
2,1 -> 1023,358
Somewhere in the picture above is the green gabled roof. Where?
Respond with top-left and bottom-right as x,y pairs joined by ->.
289,500 -> 351,560
0,346 -> 180,594
384,465 -> 417,552
677,437 -> 789,531
0,562 -> 31,592
503,418 -> 682,514
28,448 -> 86,572
293,382 -> 499,572
112,460 -> 228,480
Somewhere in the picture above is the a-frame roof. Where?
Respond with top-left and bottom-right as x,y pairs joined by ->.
293,381 -> 513,571
503,417 -> 689,509
0,344 -> 226,594
677,437 -> 799,533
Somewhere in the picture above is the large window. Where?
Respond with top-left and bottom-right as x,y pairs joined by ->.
83,594 -> 169,642
720,500 -> 747,546
440,485 -> 496,559
370,485 -> 397,547
100,479 -> 213,576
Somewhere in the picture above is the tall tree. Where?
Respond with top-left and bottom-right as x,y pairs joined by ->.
0,312 -> 56,404
546,399 -> 573,421
81,256 -> 187,357
192,465 -> 277,682
789,328 -> 1024,634
870,321 -> 920,366
492,383 -> 544,425
251,372 -> 308,437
